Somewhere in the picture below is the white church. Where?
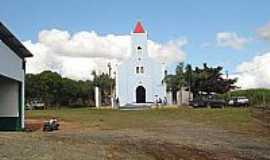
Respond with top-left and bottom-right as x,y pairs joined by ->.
116,22 -> 167,106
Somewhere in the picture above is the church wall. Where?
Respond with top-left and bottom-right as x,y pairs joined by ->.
131,33 -> 148,57
116,22 -> 166,107
117,56 -> 165,106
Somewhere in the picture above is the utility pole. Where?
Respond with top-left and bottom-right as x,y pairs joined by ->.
225,70 -> 231,101
188,68 -> 192,102
107,62 -> 112,77
107,62 -> 114,108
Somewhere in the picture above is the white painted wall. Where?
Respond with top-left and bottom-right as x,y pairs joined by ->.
0,77 -> 19,117
0,40 -> 24,82
0,40 -> 25,128
116,31 -> 166,106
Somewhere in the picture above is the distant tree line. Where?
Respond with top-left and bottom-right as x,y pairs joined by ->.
164,63 -> 237,98
26,63 -> 236,107
26,70 -> 114,107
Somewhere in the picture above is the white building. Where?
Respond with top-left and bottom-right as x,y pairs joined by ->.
0,22 -> 33,131
116,22 -> 166,106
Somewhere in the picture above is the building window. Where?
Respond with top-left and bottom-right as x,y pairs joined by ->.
136,66 -> 140,73
137,46 -> 143,54
136,66 -> 144,74
164,70 -> 168,76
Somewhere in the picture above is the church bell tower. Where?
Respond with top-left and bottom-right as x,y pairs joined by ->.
131,22 -> 148,58
116,21 -> 166,106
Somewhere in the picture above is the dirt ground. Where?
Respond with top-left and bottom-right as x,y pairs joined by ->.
0,120 -> 270,160
0,117 -> 269,160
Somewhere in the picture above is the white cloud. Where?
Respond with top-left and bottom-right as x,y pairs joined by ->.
148,38 -> 187,63
257,22 -> 270,41
232,22 -> 270,89
24,29 -> 186,80
216,32 -> 250,49
232,52 -> 270,89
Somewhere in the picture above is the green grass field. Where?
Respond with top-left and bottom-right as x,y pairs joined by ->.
26,107 -> 259,134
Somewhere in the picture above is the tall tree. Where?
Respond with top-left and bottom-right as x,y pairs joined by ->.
165,63 -> 237,99
38,71 -> 63,106
164,62 -> 185,93
187,63 -> 237,97
26,70 -> 96,107
92,71 -> 115,105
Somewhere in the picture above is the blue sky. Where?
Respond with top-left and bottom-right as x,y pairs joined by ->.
1,0 -> 270,80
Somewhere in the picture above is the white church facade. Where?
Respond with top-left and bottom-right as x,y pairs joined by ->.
116,22 -> 167,106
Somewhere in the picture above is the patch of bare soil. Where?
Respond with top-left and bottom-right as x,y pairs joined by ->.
107,140 -> 213,160
25,119 -> 43,131
251,107 -> 270,130
105,136 -> 269,160
25,119 -> 82,132
1,118 -> 270,160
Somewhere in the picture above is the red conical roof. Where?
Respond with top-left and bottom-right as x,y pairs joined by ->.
133,21 -> 145,33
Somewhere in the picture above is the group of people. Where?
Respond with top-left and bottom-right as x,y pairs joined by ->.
114,96 -> 168,106
154,96 -> 167,106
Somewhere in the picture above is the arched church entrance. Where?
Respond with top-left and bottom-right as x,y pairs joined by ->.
136,86 -> 146,103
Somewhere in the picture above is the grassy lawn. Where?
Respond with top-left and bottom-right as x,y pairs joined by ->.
26,107 -> 258,134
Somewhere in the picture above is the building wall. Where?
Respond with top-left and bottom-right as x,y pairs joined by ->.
0,40 -> 24,81
116,28 -> 166,106
181,88 -> 193,105
0,76 -> 21,131
0,40 -> 24,130
0,77 -> 19,116
166,88 -> 193,106
117,57 -> 165,106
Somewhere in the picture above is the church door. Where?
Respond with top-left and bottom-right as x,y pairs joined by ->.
136,86 -> 146,103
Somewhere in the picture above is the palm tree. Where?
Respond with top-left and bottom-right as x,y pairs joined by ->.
164,63 -> 186,105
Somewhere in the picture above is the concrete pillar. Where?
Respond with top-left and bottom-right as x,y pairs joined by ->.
95,86 -> 100,108
111,97 -> 115,109
166,91 -> 172,105
177,90 -> 182,106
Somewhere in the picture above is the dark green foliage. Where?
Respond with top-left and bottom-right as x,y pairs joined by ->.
92,71 -> 114,104
165,63 -> 237,97
189,63 -> 237,96
26,70 -> 113,107
164,63 -> 185,92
